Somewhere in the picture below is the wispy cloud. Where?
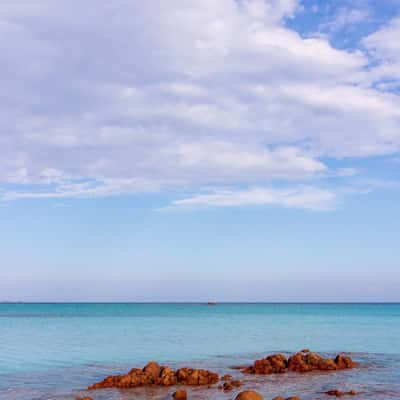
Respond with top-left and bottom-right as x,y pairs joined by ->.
320,7 -> 371,33
162,186 -> 338,211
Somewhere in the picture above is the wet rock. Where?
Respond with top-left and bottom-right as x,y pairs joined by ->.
231,379 -> 242,387
159,366 -> 178,386
176,367 -> 219,385
243,354 -> 287,374
88,362 -> 218,390
272,397 -> 285,400
237,351 -> 355,376
235,390 -> 264,400
324,389 -> 358,397
75,397 -> 94,400
143,361 -> 161,381
223,382 -> 233,391
334,355 -> 356,370
173,389 -> 188,400
287,352 -> 355,373
222,374 -> 233,381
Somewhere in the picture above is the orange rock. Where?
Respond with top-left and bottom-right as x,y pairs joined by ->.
235,390 -> 264,400
243,354 -> 287,374
334,355 -> 356,369
173,389 -> 187,399
238,351 -> 355,375
287,352 -> 355,373
88,362 -> 218,390
143,361 -> 161,381
223,382 -> 233,391
222,374 -> 233,381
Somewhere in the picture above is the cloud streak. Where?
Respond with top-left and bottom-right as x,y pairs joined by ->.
163,186 -> 338,211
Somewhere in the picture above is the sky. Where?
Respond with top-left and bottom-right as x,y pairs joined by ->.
1,0 -> 400,302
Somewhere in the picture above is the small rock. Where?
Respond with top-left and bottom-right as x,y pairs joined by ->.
173,389 -> 187,400
143,361 -> 161,381
235,390 -> 264,400
223,382 -> 233,391
222,374 -> 233,381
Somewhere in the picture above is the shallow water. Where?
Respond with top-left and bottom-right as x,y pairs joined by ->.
0,303 -> 399,399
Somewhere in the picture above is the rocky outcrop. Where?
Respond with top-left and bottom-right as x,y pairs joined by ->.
242,354 -> 287,374
239,350 -> 355,375
287,352 -> 355,372
88,362 -> 219,390
235,390 -> 264,400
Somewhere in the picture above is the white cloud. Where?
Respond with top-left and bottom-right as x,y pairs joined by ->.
320,7 -> 370,33
0,0 -> 399,208
363,17 -> 400,87
164,186 -> 338,211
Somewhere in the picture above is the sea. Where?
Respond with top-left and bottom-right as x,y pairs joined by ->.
0,303 -> 399,400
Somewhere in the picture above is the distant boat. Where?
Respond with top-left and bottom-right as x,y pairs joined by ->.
207,301 -> 217,306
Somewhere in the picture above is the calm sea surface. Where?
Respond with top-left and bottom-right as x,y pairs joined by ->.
0,303 -> 399,399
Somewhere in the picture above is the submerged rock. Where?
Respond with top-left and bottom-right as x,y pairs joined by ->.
235,390 -> 264,400
272,397 -> 301,400
88,362 -> 219,390
324,389 -> 358,397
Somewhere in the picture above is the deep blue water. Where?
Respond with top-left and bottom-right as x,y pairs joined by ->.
0,303 -> 399,399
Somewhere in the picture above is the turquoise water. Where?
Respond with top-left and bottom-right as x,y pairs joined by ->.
1,303 -> 400,399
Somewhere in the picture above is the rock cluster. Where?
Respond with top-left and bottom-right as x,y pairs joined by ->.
242,353 -> 287,374
88,361 -> 219,390
241,350 -> 355,374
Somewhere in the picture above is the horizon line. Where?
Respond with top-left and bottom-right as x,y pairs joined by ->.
2,301 -> 400,305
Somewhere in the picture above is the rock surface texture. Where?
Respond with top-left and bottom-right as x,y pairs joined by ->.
235,390 -> 264,400
88,362 -> 219,389
240,350 -> 355,374
173,389 -> 188,399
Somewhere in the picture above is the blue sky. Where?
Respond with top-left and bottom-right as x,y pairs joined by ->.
1,0 -> 399,302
